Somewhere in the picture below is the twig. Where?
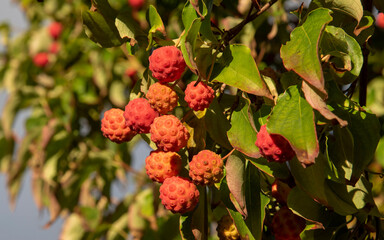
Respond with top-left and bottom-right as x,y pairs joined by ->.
222,148 -> 235,160
224,0 -> 278,42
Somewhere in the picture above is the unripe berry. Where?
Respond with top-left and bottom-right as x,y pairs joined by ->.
216,215 -> 239,240
48,22 -> 63,40
184,81 -> 215,111
145,150 -> 181,183
149,46 -> 186,83
101,108 -> 137,143
159,176 -> 200,214
124,98 -> 159,134
33,52 -> 49,68
189,150 -> 224,185
255,124 -> 295,162
146,82 -> 178,115
128,0 -> 145,9
271,206 -> 306,240
150,115 -> 190,152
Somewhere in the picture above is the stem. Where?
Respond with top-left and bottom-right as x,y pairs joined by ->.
224,0 -> 278,42
222,148 -> 235,160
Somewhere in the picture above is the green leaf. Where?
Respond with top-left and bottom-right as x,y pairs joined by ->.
180,213 -> 196,240
227,209 -> 256,240
325,126 -> 354,183
288,186 -> 330,227
280,8 -> 333,96
328,82 -> 381,184
246,156 -> 291,179
82,10 -> 124,48
227,96 -> 261,158
310,0 -> 363,24
244,163 -> 269,240
267,85 -> 319,167
147,5 -> 166,50
79,206 -> 101,230
212,44 -> 272,98
115,7 -> 148,46
204,99 -> 232,150
226,151 -> 247,216
180,18 -> 202,74
375,137 -> 384,168
320,26 -> 363,84
60,214 -> 86,240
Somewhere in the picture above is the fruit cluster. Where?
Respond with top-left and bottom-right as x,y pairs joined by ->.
100,45 -> 221,214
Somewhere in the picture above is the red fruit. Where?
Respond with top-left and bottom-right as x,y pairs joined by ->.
149,46 -> 186,83
376,13 -> 384,29
189,150 -> 224,185
125,68 -> 137,78
159,176 -> 200,214
128,0 -> 145,9
33,52 -> 49,68
146,82 -> 178,115
271,179 -> 291,204
150,115 -> 190,152
271,206 -> 306,240
145,150 -> 182,183
48,22 -> 63,39
101,108 -> 137,143
124,98 -> 159,134
49,42 -> 60,54
216,215 -> 239,240
255,124 -> 295,162
184,81 -> 215,111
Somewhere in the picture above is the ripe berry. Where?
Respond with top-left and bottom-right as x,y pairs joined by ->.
184,81 -> 215,111
124,98 -> 159,134
128,0 -> 145,9
216,215 -> 239,240
145,150 -> 182,183
48,22 -> 63,39
150,115 -> 190,152
101,108 -> 137,143
159,176 -> 200,214
149,46 -> 186,83
376,13 -> 384,29
33,52 -> 49,68
189,150 -> 224,185
255,124 -> 295,162
146,82 -> 178,115
271,206 -> 306,240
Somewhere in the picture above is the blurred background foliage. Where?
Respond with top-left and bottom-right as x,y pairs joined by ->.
1,0 -> 384,239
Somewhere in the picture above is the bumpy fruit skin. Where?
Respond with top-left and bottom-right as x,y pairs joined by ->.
377,13 -> 384,29
255,124 -> 295,162
33,52 -> 49,68
216,215 -> 239,240
271,206 -> 306,240
184,81 -> 215,111
159,176 -> 199,214
128,0 -> 145,9
150,115 -> 190,152
189,150 -> 224,185
124,98 -> 159,134
146,82 -> 178,114
48,22 -> 63,39
149,46 -> 186,83
101,108 -> 137,143
145,150 -> 181,183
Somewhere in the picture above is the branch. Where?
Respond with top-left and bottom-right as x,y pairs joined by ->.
224,0 -> 278,42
